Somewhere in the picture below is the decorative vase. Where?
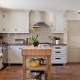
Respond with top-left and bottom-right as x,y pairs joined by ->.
56,40 -> 59,44
33,42 -> 39,47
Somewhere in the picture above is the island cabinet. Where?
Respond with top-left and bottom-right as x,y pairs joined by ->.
22,46 -> 51,80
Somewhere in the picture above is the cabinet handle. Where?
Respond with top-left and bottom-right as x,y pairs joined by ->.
54,29 -> 55,31
3,28 -> 5,31
55,58 -> 61,59
55,47 -> 61,49
15,29 -> 17,31
19,48 -> 22,49
55,52 -> 61,53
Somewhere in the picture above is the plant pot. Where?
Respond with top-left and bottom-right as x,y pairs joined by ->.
33,42 -> 39,47
56,40 -> 59,44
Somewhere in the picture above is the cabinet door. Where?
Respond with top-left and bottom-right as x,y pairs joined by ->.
0,47 -> 2,53
8,46 -> 26,64
3,14 -> 17,33
53,12 -> 65,33
17,12 -> 29,33
9,46 -> 19,63
0,12 -> 3,32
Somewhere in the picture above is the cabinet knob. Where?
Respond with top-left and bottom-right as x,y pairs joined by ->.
15,29 -> 17,31
3,28 -> 5,31
19,48 -> 22,49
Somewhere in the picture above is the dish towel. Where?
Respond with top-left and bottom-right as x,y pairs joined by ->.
0,53 -> 3,59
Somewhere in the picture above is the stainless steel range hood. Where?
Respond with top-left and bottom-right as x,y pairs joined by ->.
33,11 -> 49,28
33,22 -> 49,27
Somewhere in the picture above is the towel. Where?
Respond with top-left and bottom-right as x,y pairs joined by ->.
0,53 -> 3,59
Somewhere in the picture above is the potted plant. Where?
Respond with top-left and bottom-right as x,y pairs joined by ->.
54,36 -> 60,44
29,27 -> 39,47
31,35 -> 39,47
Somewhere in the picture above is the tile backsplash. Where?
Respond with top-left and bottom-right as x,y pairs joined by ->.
1,27 -> 63,44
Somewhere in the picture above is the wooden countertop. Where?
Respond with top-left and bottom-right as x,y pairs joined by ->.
22,46 -> 51,56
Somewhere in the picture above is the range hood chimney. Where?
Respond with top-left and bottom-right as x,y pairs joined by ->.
33,11 -> 49,28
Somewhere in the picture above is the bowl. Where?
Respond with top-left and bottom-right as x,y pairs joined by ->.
28,61 -> 39,67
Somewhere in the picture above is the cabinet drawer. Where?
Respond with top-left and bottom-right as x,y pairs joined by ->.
52,51 -> 66,55
51,55 -> 65,63
52,46 -> 66,52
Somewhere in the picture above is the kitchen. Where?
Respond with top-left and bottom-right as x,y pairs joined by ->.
0,0 -> 80,80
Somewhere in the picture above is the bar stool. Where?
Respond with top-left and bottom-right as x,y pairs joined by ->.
0,53 -> 3,70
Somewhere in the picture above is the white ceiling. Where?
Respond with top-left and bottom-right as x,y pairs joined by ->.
0,0 -> 80,11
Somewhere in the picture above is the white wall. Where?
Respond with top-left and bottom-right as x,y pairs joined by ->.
66,11 -> 80,20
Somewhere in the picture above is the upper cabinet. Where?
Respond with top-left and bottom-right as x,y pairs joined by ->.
3,14 -> 17,33
2,11 -> 29,33
17,12 -> 29,33
52,11 -> 65,33
0,10 -> 3,32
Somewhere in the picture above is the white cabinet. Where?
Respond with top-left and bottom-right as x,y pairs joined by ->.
3,14 -> 17,33
0,47 -> 2,53
17,12 -> 29,33
51,45 -> 67,65
8,46 -> 26,64
2,11 -> 29,33
0,11 -> 3,32
52,11 -> 65,33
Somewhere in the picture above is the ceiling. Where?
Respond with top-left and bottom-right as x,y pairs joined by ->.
0,0 -> 80,11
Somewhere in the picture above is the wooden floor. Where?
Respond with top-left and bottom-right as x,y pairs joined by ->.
0,63 -> 80,80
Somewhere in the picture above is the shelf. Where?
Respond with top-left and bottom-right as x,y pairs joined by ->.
26,65 -> 48,71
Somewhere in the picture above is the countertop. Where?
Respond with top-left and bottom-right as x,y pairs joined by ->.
22,46 -> 51,56
0,43 -> 67,46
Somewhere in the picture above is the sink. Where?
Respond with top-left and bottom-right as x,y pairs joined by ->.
39,43 -> 51,46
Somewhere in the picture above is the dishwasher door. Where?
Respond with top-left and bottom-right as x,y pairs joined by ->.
2,46 -> 8,64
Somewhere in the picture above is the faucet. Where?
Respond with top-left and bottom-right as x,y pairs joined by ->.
48,36 -> 54,44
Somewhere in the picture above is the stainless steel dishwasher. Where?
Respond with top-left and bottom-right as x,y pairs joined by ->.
2,45 -> 8,66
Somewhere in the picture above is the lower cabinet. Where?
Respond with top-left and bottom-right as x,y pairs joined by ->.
51,45 -> 67,65
0,58 -> 3,69
8,46 -> 26,64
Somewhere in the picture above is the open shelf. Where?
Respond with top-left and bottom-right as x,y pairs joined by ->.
26,65 -> 48,71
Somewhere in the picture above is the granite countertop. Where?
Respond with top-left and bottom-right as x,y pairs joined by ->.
0,43 -> 67,46
50,43 -> 67,46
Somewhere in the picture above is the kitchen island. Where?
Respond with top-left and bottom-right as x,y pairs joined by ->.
22,46 -> 51,80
